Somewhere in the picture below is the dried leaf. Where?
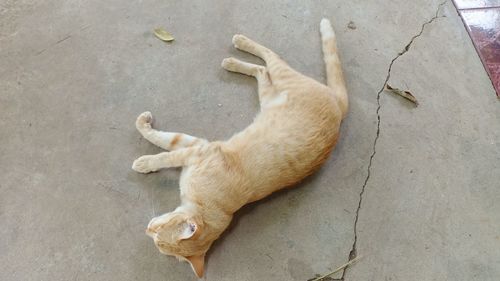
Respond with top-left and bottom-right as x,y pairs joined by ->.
385,84 -> 419,106
154,27 -> 174,42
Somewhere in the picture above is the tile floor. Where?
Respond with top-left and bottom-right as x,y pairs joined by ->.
454,0 -> 500,96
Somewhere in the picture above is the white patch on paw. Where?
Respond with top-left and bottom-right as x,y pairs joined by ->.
136,111 -> 153,131
132,155 -> 157,173
320,18 -> 335,39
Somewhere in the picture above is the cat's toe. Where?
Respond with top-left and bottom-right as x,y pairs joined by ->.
132,155 -> 156,173
136,111 -> 153,131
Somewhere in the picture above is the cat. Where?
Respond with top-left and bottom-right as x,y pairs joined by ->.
131,18 -> 348,278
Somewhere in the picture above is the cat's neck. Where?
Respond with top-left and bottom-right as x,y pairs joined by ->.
178,199 -> 233,238
174,200 -> 199,214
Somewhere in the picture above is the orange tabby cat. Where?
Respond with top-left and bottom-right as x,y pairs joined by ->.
132,18 -> 348,278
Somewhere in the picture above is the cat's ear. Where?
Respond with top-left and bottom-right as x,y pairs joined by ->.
186,254 -> 205,278
179,220 -> 198,240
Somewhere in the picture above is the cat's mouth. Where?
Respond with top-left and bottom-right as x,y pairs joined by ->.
145,217 -> 161,238
145,227 -> 156,238
145,213 -> 171,238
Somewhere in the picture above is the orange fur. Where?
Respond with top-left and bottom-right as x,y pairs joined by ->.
132,18 -> 348,278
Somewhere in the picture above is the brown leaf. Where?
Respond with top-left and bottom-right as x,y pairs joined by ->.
385,84 -> 419,106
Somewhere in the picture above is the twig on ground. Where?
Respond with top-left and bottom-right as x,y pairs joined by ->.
310,255 -> 363,281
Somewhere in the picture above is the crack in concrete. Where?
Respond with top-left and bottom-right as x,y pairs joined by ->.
338,1 -> 448,280
35,34 -> 72,56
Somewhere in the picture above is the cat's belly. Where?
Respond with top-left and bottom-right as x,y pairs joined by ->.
225,92 -> 342,203
242,124 -> 340,201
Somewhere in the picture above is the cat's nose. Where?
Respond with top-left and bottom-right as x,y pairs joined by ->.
146,219 -> 159,237
145,218 -> 157,237
145,227 -> 156,238
146,213 -> 172,237
146,215 -> 166,237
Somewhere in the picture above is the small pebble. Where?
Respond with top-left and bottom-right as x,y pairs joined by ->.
217,103 -> 222,107
347,21 -> 357,30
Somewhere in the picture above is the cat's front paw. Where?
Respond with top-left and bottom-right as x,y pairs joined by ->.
136,111 -> 153,132
132,155 -> 157,173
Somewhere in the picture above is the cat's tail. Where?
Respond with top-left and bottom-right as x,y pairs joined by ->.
320,18 -> 348,119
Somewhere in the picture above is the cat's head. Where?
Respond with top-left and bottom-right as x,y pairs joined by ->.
146,211 -> 208,278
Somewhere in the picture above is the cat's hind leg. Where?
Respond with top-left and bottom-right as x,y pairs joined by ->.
221,57 -> 275,106
221,57 -> 264,77
231,35 -> 278,63
231,35 -> 299,91
136,112 -> 208,151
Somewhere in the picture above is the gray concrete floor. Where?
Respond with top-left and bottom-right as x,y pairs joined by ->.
1,0 -> 499,280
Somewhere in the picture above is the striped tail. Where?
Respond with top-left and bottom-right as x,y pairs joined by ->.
320,18 -> 348,119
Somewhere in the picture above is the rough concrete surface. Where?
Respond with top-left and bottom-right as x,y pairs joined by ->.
0,0 -> 498,280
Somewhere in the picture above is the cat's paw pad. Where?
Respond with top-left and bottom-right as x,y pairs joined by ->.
132,155 -> 157,173
136,111 -> 153,131
232,34 -> 249,49
221,57 -> 238,71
